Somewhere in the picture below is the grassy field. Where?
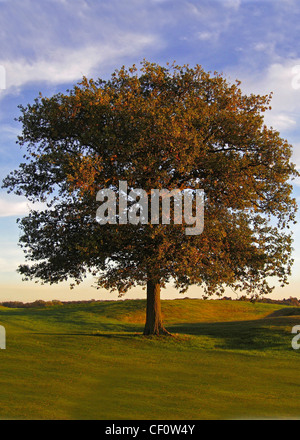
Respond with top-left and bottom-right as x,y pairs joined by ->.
0,298 -> 300,420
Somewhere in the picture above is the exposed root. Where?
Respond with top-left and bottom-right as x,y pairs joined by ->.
143,327 -> 173,336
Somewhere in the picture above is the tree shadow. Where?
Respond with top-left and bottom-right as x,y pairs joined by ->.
31,314 -> 296,351
4,305 -> 299,351
167,314 -> 297,351
32,331 -> 143,341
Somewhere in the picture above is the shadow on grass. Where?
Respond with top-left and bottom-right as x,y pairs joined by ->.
31,316 -> 297,351
5,304 -> 300,352
32,332 -> 144,341
167,315 -> 298,351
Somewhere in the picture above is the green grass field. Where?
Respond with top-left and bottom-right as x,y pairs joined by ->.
0,298 -> 300,420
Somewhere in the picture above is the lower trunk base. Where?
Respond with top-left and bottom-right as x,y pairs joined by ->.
143,326 -> 172,336
143,280 -> 172,336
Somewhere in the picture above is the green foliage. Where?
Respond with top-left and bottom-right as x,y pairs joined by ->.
2,60 -> 298,297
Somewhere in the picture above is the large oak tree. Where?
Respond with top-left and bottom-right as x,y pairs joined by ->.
2,61 -> 298,335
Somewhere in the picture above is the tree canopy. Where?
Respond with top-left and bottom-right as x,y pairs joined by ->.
2,60 -> 298,334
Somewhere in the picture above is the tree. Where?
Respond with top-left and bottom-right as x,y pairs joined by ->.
2,60 -> 298,335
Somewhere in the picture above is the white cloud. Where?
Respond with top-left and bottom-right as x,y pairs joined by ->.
0,124 -> 21,139
0,251 -> 23,273
196,31 -> 217,41
0,197 -> 46,217
223,0 -> 241,9
231,60 -> 300,132
266,113 -> 297,130
226,59 -> 300,174
1,33 -> 159,91
0,0 -> 166,95
290,141 -> 300,170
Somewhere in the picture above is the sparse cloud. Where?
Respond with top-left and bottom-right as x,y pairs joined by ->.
0,197 -> 46,217
229,60 -> 300,179
224,0 -> 241,9
2,33 -> 159,91
0,0 -> 165,96
231,60 -> 300,132
0,250 -> 23,273
196,31 -> 219,41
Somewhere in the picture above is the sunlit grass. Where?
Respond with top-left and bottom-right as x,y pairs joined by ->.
0,299 -> 299,419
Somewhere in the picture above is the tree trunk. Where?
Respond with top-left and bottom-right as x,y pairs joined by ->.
143,280 -> 171,336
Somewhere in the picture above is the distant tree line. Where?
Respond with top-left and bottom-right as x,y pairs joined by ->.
221,296 -> 300,306
0,296 -> 299,308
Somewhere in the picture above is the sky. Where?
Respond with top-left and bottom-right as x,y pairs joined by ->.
0,0 -> 300,302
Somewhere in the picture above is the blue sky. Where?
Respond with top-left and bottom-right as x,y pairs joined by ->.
0,0 -> 300,301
